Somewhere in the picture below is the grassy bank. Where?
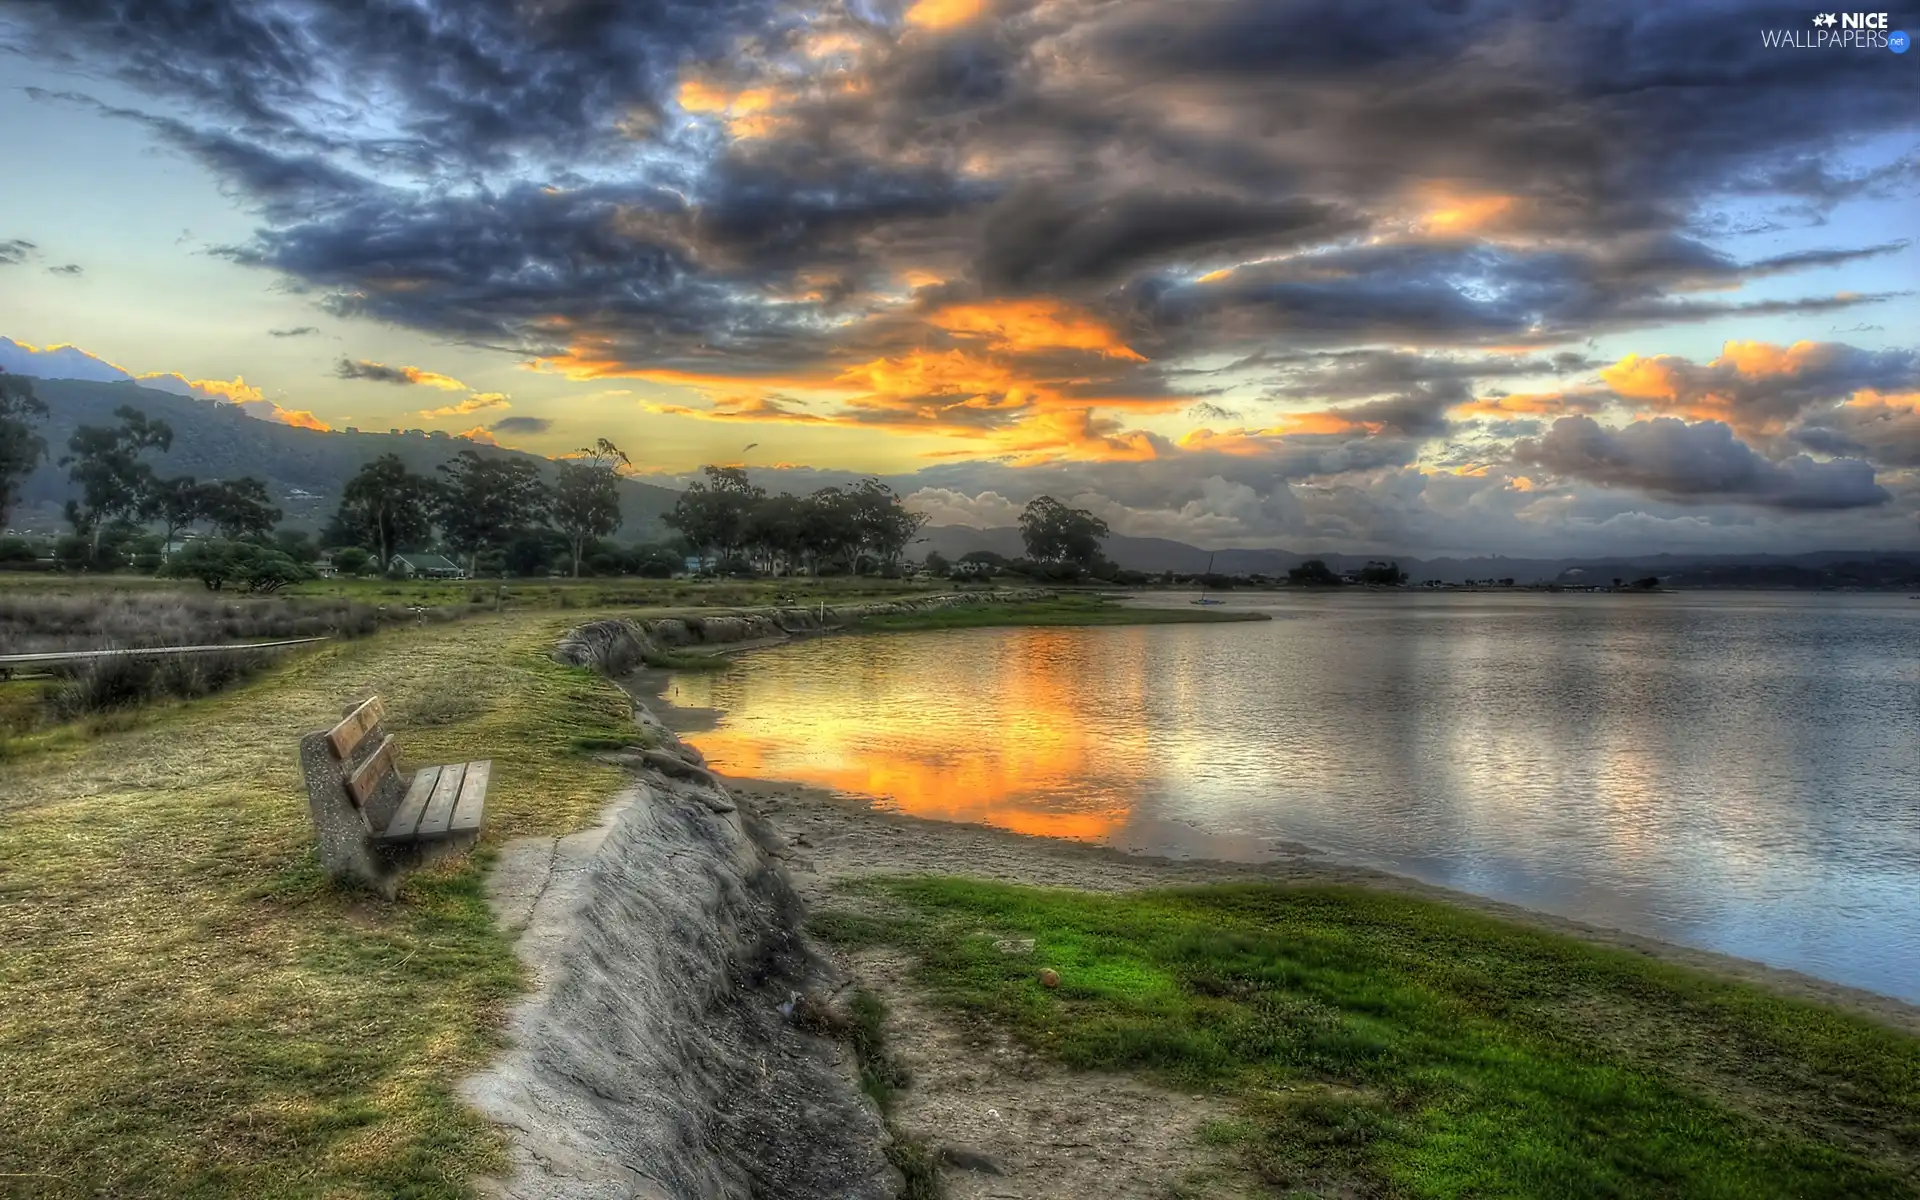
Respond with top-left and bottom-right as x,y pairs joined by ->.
857,593 -> 1268,631
0,611 -> 642,1197
815,878 -> 1920,1200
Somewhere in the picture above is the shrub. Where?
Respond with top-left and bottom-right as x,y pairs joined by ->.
164,540 -> 315,593
43,649 -> 270,722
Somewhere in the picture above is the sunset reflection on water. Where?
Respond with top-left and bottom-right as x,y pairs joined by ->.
667,627 -> 1158,841
662,592 -> 1920,1002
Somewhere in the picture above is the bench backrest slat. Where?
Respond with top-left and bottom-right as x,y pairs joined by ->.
328,696 -> 387,759
346,735 -> 398,807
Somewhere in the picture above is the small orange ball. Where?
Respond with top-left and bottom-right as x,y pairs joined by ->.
1038,968 -> 1060,988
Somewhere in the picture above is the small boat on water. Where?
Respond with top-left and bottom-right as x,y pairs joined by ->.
1191,553 -> 1227,605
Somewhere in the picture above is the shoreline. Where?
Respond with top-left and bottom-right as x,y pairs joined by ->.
628,654 -> 1920,1036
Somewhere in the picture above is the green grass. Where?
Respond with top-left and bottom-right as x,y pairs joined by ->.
0,570 -> 936,613
814,878 -> 1920,1199
0,611 -> 642,1198
857,593 -> 1269,631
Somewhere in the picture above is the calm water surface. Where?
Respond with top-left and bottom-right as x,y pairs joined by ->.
665,592 -> 1920,1000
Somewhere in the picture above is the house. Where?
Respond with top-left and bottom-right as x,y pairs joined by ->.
387,552 -> 467,580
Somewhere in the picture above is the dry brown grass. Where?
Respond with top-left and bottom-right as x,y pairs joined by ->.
0,611 -> 638,1198
0,591 -> 388,655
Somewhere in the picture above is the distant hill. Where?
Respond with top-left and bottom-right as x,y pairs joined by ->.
919,525 -> 1920,587
9,378 -> 680,539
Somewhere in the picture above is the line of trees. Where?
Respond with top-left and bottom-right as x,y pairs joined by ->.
662,466 -> 928,577
35,400 -> 301,588
324,440 -> 629,578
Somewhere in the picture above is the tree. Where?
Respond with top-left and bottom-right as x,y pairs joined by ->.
0,372 -> 49,529
1018,495 -> 1109,570
852,477 -> 927,571
60,406 -> 173,558
1357,560 -> 1407,586
631,543 -> 682,578
552,438 -> 630,577
274,528 -> 320,564
504,527 -> 568,577
332,546 -> 372,575
201,477 -> 281,540
436,449 -> 550,575
1288,559 -> 1341,586
167,539 -> 312,592
665,465 -> 765,566
335,454 -> 440,567
924,550 -> 950,577
140,475 -> 211,559
743,492 -> 808,575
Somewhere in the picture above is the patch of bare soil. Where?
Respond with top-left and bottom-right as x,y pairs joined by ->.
853,945 -> 1260,1199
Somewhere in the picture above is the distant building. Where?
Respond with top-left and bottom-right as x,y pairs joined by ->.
387,552 -> 466,580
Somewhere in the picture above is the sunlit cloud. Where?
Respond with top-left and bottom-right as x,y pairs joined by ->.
335,357 -> 468,391
419,391 -> 510,418
903,0 -> 988,31
928,298 -> 1147,361
236,400 -> 331,431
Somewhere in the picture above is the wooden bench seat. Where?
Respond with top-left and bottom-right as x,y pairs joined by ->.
297,695 -> 490,895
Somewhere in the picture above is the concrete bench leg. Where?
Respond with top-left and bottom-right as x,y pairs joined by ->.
298,731 -> 402,899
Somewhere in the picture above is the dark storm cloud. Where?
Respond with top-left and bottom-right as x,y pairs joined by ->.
1081,0 -> 1917,229
491,416 -> 554,434
1260,349 -> 1597,403
1793,400 -> 1920,469
1128,238 -> 1903,351
268,326 -> 319,337
975,186 -> 1365,290
6,0 -> 794,171
0,239 -> 35,266
1512,416 -> 1888,511
24,88 -> 373,222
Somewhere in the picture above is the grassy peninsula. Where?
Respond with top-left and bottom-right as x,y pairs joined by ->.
815,877 -> 1920,1199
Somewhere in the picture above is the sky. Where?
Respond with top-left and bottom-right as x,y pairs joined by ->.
0,0 -> 1916,557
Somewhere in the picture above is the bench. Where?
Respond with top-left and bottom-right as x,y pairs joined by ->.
297,695 -> 490,896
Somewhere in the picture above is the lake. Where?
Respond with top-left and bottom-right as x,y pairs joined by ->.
662,591 -> 1920,1001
